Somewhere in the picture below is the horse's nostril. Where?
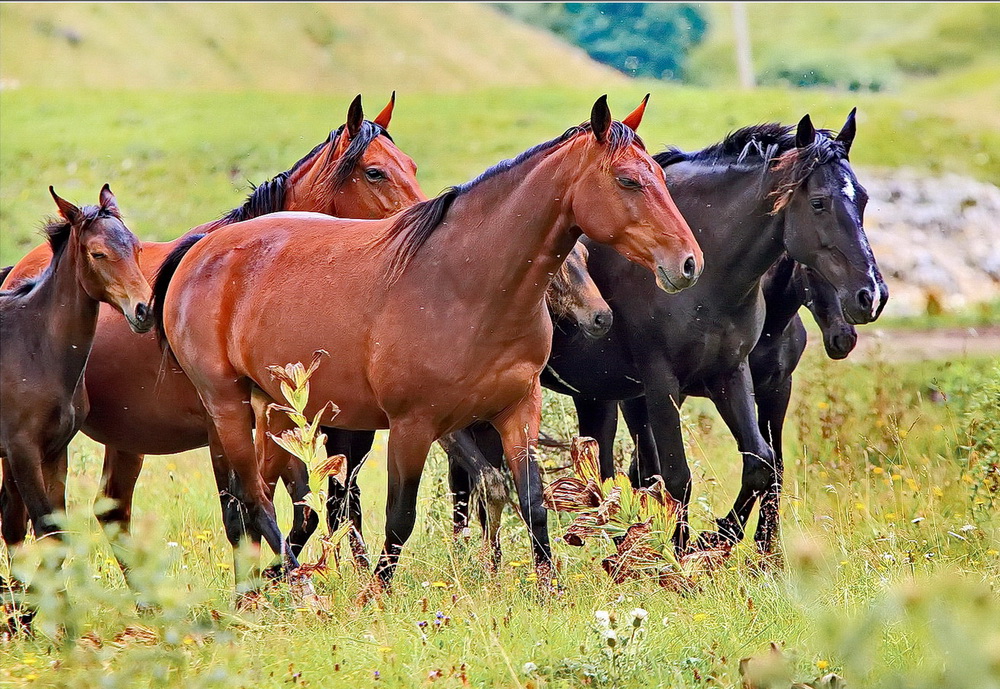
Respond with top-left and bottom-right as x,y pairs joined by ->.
135,303 -> 150,321
682,256 -> 697,280
594,312 -> 612,329
856,288 -> 874,313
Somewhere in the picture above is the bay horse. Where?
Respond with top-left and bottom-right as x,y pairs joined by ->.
541,111 -> 887,555
0,95 -> 423,563
266,238 -> 614,564
0,186 -> 151,544
152,96 -> 704,592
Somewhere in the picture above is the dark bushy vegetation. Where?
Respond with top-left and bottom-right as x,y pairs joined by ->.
495,3 -> 708,80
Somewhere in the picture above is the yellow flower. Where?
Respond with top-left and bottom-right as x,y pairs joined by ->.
22,655 -> 36,666
987,549 -> 999,557
166,462 -> 176,471
906,478 -> 919,491
817,401 -> 829,410
216,562 -> 230,569
933,487 -> 944,497
692,613 -> 707,622
872,466 -> 885,475
817,660 -> 830,671
885,513 -> 896,520
430,581 -> 449,588
854,502 -> 866,511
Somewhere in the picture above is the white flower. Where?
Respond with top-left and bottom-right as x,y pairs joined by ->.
594,610 -> 611,628
603,629 -> 618,647
629,608 -> 648,627
522,662 -> 538,674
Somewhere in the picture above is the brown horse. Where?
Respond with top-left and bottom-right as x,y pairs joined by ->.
1,186 -> 151,543
262,238 -> 614,562
153,96 -> 704,592
0,95 -> 424,557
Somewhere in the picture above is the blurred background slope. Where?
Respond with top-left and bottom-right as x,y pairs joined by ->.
1,2 -> 998,318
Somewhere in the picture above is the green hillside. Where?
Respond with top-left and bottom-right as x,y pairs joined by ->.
688,3 -> 1000,127
0,3 -> 625,92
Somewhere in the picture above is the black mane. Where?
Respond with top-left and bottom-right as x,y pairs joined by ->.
220,121 -> 392,225
379,120 -> 641,278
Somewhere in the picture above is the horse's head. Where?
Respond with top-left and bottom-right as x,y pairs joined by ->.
288,93 -> 426,219
794,263 -> 858,359
777,110 -> 887,325
568,95 -> 703,294
50,185 -> 152,333
547,241 -> 613,339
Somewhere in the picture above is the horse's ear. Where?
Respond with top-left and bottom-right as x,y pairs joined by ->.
622,93 -> 650,132
590,94 -> 612,144
835,107 -> 857,155
373,91 -> 395,130
795,114 -> 816,149
99,183 -> 120,215
346,94 -> 364,139
50,186 -> 82,224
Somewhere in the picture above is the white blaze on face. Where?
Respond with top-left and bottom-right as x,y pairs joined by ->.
842,173 -> 856,202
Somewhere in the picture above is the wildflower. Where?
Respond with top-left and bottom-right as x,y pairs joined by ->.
817,659 -> 830,670
523,662 -> 538,674
629,608 -> 648,627
594,610 -> 611,628
692,613 -> 708,622
374,670 -> 380,680
933,487 -> 944,497
987,549 -> 999,557
167,541 -> 178,548
603,629 -> 618,648
872,466 -> 885,475
430,581 -> 449,588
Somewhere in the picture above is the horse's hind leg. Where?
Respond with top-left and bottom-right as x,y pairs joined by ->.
96,447 -> 145,545
492,381 -> 553,590
325,429 -> 374,569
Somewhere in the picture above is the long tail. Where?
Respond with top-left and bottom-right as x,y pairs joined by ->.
151,233 -> 205,349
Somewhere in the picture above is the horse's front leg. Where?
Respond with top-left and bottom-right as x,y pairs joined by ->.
366,421 -> 434,597
573,398 -> 619,480
620,396 -> 660,489
639,366 -> 691,550
753,375 -> 792,556
706,361 -> 780,553
491,379 -> 553,591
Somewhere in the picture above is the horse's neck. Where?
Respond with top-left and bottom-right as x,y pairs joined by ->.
668,163 -> 786,303
424,152 -> 579,325
759,256 -> 803,337
33,243 -> 100,381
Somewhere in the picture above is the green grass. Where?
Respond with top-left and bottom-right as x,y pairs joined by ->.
1,353 -> 998,688
3,82 -> 999,265
0,3 -> 623,94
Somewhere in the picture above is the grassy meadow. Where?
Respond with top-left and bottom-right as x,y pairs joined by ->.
0,350 -> 997,688
2,3 -> 1000,688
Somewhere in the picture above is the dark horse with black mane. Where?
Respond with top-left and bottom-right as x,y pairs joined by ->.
446,249 -> 863,562
542,111 -> 886,555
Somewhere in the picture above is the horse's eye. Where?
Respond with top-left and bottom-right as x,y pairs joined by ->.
91,252 -> 107,260
616,176 -> 642,190
365,168 -> 386,182
810,198 -> 825,211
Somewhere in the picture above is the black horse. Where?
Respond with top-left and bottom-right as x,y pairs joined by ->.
540,111 -> 886,555
449,251 -> 863,562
